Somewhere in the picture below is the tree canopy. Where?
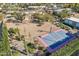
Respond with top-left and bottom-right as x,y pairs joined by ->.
13,12 -> 26,22
33,13 -> 54,22
72,4 -> 79,13
57,9 -> 70,19
0,13 -> 4,21
0,24 -> 11,56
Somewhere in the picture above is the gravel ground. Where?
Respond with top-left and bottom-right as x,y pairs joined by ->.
6,22 -> 60,41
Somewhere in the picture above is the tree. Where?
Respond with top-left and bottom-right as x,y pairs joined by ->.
8,27 -> 20,39
27,43 -> 36,54
18,3 -> 28,8
0,13 -> 4,21
13,12 -> 25,23
1,24 -> 11,56
33,13 -> 54,23
72,4 -> 79,13
57,10 -> 70,19
63,4 -> 75,8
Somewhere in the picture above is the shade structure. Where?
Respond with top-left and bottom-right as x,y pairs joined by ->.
37,30 -> 75,53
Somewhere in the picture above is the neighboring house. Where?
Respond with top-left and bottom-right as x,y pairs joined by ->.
28,6 -> 46,8
44,7 -> 53,14
6,11 -> 14,14
53,8 -> 72,14
4,14 -> 16,23
64,17 -> 79,29
53,4 -> 58,10
53,9 -> 64,14
28,6 -> 46,10
0,7 -> 2,12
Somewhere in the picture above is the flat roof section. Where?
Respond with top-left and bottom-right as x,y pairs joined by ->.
67,17 -> 79,23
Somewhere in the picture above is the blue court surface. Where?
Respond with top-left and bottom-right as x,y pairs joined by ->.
40,30 -> 75,53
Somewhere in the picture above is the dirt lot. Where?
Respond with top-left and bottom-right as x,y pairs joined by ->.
6,22 -> 60,41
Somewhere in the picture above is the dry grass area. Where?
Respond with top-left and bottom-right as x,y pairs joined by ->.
71,13 -> 79,18
5,20 -> 67,55
6,22 -> 61,40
